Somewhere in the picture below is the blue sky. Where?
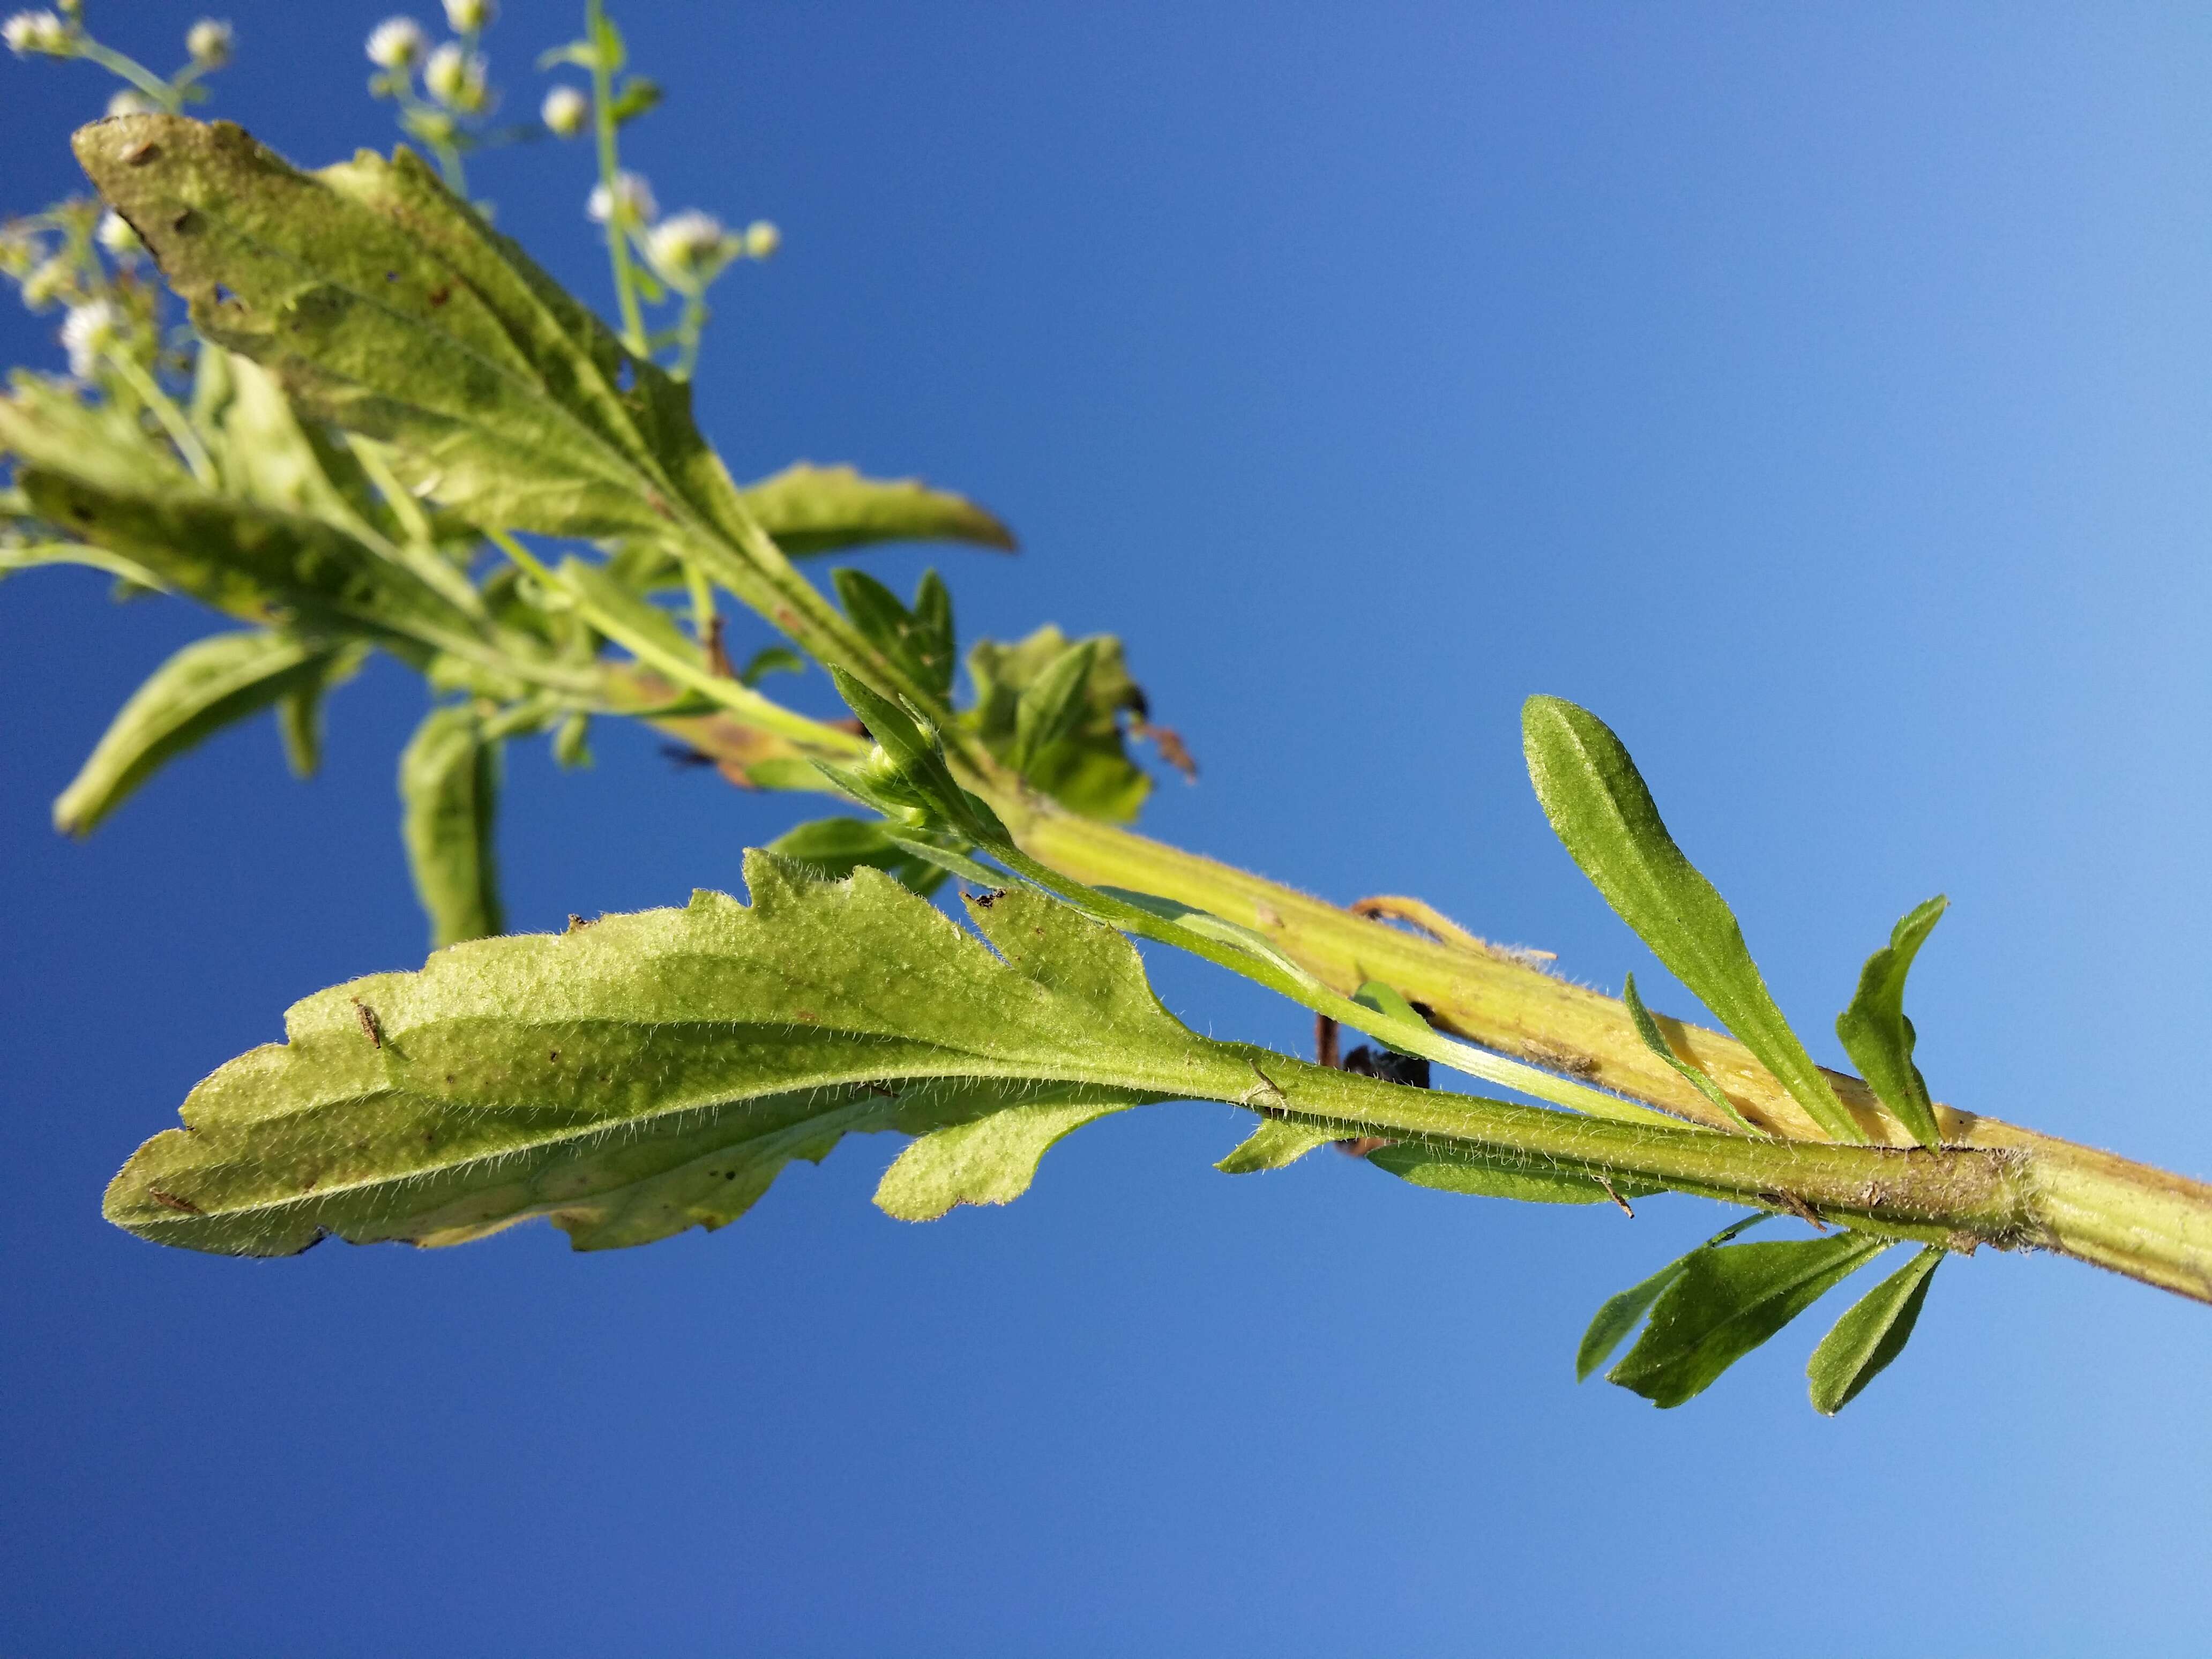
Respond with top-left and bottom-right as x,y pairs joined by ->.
5,2 -> 2211,1652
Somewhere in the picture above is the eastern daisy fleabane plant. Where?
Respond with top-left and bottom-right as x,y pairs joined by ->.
58,297 -> 118,379
184,18 -> 230,68
541,84 -> 587,137
587,169 -> 657,226
444,0 -> 495,33
366,16 -> 428,72
3,9 -> 71,57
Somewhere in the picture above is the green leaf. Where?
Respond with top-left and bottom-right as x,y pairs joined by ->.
737,461 -> 1015,557
1369,1140 -> 1656,1206
1835,898 -> 1949,1149
875,1096 -> 1143,1221
1623,972 -> 1758,1133
551,710 -> 593,770
1352,978 -> 1427,1057
1575,1213 -> 1771,1380
738,645 -> 804,686
103,856 -> 1271,1256
1011,639 -> 1097,778
54,631 -> 343,836
606,76 -> 662,125
765,814 -> 950,898
832,567 -> 957,702
399,704 -> 503,948
966,625 -> 1151,821
275,641 -> 367,779
1606,1232 -> 1890,1407
0,539 -> 169,591
74,116 -> 690,541
1521,696 -> 1863,1144
1216,1117 -> 1340,1173
1807,1244 -> 1942,1414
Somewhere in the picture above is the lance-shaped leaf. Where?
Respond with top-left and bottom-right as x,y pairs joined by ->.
103,857 -> 1268,1257
1807,1244 -> 1942,1415
1835,898 -> 1948,1149
54,631 -> 345,836
1605,1232 -> 1889,1407
832,566 -> 958,702
739,462 -> 1016,556
276,642 -> 368,779
399,705 -> 504,948
1522,696 -> 1864,1144
1011,639 -> 1097,778
1216,1117 -> 1340,1172
1575,1213 -> 1772,1380
766,814 -> 950,897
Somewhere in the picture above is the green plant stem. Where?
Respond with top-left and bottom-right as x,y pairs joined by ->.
672,291 -> 707,382
100,350 -> 216,487
72,40 -> 180,111
586,0 -> 647,355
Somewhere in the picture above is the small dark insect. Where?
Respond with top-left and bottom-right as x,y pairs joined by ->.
659,743 -> 715,769
352,997 -> 383,1049
1596,1177 -> 1635,1218
968,888 -> 1007,909
1343,1044 -> 1431,1090
146,1187 -> 203,1215
122,140 -> 160,166
427,283 -> 451,308
704,615 -> 737,680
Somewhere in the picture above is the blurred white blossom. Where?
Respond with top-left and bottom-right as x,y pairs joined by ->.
95,209 -> 141,259
645,211 -> 728,283
423,41 -> 487,109
184,17 -> 231,66
106,87 -> 159,116
587,171 -> 657,226
365,16 -> 425,69
743,220 -> 780,260
443,0 -> 494,31
3,10 -> 71,56
59,300 -> 119,378
541,85 -> 587,137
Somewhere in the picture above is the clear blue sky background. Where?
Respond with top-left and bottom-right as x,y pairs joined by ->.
5,2 -> 2211,1652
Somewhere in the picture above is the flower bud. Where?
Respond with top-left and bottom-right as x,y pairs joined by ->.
106,88 -> 159,116
541,84 -> 587,138
20,256 -> 70,308
0,226 -> 38,278
644,210 -> 728,285
95,210 -> 142,260
365,16 -> 426,70
586,171 -> 657,226
185,17 -> 231,66
59,298 -> 119,378
443,0 -> 494,31
2,10 -> 71,56
743,220 -> 780,260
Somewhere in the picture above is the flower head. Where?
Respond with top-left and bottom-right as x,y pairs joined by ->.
365,15 -> 425,69
586,170 -> 657,226
59,299 -> 119,378
185,17 -> 231,66
443,0 -> 494,31
95,209 -> 141,260
423,40 -> 488,110
541,84 -> 587,138
106,87 -> 159,116
3,10 -> 71,55
743,220 -> 780,260
645,211 -> 731,285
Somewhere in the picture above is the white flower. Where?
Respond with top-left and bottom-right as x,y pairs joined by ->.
59,300 -> 119,378
106,88 -> 159,116
540,84 -> 587,138
442,0 -> 493,31
644,210 -> 728,283
3,10 -> 71,55
364,16 -> 425,69
586,170 -> 656,226
423,41 -> 486,109
743,220 -> 780,260
184,17 -> 231,66
95,210 -> 141,259
20,257 -> 70,308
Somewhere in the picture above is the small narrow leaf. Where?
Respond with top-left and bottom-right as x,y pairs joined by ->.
1522,696 -> 1863,1144
1623,972 -> 1758,1133
1835,898 -> 1949,1149
874,1097 -> 1141,1220
1011,640 -> 1098,778
1575,1213 -> 1773,1380
737,462 -> 1017,557
831,567 -> 955,701
1807,1244 -> 1942,1415
1606,1232 -> 1889,1408
399,705 -> 503,948
54,630 -> 337,836
1578,1260 -> 1690,1381
274,641 -> 365,779
965,626 -> 1153,821
1217,1117 -> 1339,1173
